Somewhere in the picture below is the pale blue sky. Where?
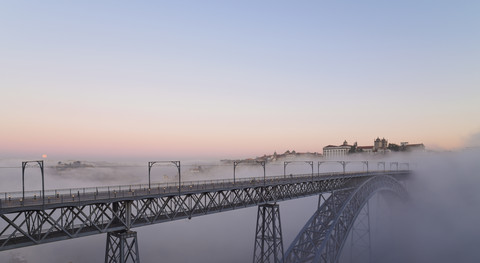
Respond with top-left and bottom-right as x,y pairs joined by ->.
1,1 -> 479,159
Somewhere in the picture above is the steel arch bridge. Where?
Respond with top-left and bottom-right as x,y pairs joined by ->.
0,161 -> 411,263
283,175 -> 408,263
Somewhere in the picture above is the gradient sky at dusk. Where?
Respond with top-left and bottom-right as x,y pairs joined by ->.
1,1 -> 479,160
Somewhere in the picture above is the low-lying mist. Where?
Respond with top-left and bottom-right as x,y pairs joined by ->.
373,149 -> 480,263
1,149 -> 479,262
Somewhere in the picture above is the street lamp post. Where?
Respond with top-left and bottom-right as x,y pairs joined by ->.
257,161 -> 266,186
22,160 -> 45,205
148,161 -> 181,193
318,161 -> 325,176
377,162 -> 385,172
233,161 -> 243,184
148,162 -> 154,189
307,161 -> 314,182
362,161 -> 369,172
234,160 -> 266,185
337,161 -> 347,174
284,161 -> 314,181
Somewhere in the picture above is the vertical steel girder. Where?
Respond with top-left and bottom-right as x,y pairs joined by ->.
105,230 -> 140,263
253,204 -> 284,263
284,175 -> 408,263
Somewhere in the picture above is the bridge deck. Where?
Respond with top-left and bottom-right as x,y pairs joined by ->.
1,170 -> 403,213
0,170 -> 410,251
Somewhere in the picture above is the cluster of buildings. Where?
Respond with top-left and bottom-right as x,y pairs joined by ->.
55,161 -> 93,171
322,138 -> 425,158
222,150 -> 321,164
222,137 -> 425,163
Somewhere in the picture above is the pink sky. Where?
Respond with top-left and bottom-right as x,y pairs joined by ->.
1,1 -> 479,160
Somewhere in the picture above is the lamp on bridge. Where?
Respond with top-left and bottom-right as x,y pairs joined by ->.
233,160 -> 242,184
257,161 -> 266,186
148,161 -> 181,193
284,161 -> 314,181
233,160 -> 266,185
22,160 -> 45,206
318,161 -> 348,175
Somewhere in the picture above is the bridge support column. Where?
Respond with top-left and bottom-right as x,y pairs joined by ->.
105,230 -> 140,263
253,203 -> 284,263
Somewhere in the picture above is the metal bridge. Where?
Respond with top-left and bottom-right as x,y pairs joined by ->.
0,160 -> 411,262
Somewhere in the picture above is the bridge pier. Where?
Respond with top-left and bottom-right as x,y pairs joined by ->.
253,203 -> 284,263
105,230 -> 140,263
105,201 -> 139,263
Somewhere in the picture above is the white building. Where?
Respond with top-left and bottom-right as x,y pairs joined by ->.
323,140 -> 351,159
374,137 -> 388,151
404,143 -> 425,152
357,146 -> 374,153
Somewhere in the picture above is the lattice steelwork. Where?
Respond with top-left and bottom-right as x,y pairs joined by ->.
253,203 -> 284,263
284,175 -> 408,263
348,201 -> 371,263
105,230 -> 140,263
0,171 -> 410,253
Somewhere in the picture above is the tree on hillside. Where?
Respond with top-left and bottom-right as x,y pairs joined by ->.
349,142 -> 358,153
388,143 -> 400,152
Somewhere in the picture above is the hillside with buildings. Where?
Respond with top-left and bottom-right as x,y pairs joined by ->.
323,137 -> 425,159
224,137 -> 425,163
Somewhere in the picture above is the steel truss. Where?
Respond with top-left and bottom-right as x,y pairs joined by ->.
1,174 -> 364,251
105,230 -> 140,263
253,203 -> 284,263
284,175 -> 408,263
348,200 -> 371,263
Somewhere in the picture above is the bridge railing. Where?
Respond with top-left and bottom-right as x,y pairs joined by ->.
0,170 -> 398,210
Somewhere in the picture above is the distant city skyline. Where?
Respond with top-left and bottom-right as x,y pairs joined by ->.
1,1 -> 479,160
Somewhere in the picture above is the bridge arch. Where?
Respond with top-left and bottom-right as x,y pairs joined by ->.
284,175 -> 408,263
